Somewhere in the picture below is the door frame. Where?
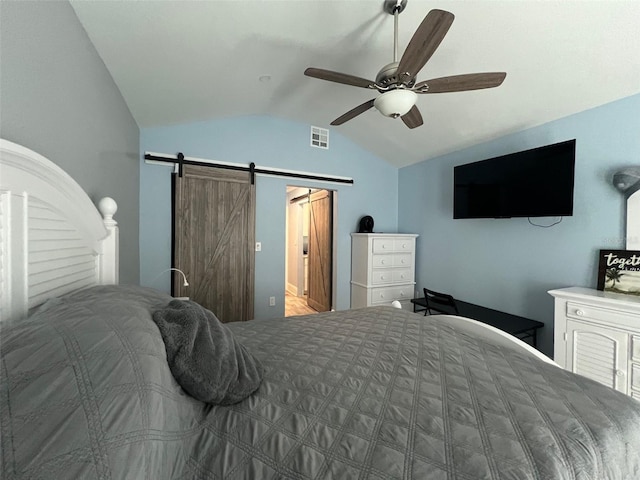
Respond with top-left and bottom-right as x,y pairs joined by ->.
285,186 -> 337,311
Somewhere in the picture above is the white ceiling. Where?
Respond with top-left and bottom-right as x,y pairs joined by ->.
70,0 -> 640,168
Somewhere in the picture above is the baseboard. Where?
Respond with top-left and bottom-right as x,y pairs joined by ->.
286,282 -> 298,296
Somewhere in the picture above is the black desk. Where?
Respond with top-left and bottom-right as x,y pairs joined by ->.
410,297 -> 544,348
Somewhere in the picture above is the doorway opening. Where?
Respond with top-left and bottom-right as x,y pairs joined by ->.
285,186 -> 337,317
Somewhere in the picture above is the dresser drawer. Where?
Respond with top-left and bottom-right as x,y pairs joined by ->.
371,269 -> 394,285
370,267 -> 413,285
371,237 -> 415,253
372,253 -> 412,268
372,238 -> 395,253
566,301 -> 639,327
392,253 -> 412,267
392,268 -> 412,283
372,254 -> 393,268
370,286 -> 412,305
393,238 -> 414,252
632,335 -> 640,362
632,363 -> 640,391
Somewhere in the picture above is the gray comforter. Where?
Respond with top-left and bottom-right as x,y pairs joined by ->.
1,285 -> 640,479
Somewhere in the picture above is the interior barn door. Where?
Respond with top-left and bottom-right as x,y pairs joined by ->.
173,165 -> 255,322
307,190 -> 332,312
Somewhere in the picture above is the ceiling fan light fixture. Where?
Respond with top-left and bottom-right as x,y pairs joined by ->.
374,89 -> 417,118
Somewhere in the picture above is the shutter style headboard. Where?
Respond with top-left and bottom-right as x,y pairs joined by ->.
0,139 -> 119,322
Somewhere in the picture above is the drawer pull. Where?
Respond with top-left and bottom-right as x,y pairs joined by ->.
380,259 -> 386,265
616,370 -> 625,377
400,274 -> 405,279
401,259 -> 406,264
576,309 -> 584,316
381,275 -> 386,280
402,243 -> 407,248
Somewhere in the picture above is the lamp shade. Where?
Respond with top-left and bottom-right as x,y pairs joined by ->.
374,89 -> 417,118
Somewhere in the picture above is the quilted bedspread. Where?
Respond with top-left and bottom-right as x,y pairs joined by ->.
2,285 -> 640,479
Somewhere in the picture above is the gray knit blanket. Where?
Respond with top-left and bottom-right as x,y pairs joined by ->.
152,299 -> 263,405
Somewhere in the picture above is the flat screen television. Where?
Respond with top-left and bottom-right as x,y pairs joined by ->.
453,139 -> 576,219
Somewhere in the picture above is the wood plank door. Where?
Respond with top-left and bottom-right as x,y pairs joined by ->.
173,165 -> 255,322
307,190 -> 332,312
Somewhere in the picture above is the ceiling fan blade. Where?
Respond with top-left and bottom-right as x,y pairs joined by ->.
414,72 -> 507,93
330,99 -> 376,126
304,68 -> 375,89
396,9 -> 454,85
401,105 -> 423,129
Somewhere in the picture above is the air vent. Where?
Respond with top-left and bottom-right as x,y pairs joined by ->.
310,126 -> 329,149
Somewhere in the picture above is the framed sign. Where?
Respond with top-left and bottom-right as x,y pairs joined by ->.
597,250 -> 640,295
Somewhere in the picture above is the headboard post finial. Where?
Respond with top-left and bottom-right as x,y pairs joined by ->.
98,197 -> 118,227
97,197 -> 119,284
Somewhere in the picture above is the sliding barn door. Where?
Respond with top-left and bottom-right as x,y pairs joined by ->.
307,190 -> 332,312
174,165 -> 255,322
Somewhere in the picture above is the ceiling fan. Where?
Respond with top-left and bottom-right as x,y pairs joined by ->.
304,0 -> 506,129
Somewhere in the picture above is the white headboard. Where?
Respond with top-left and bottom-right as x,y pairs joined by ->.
0,139 -> 119,322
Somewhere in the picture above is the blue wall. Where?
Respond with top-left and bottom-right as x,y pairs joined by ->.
398,94 -> 640,356
140,95 -> 639,355
140,116 -> 399,319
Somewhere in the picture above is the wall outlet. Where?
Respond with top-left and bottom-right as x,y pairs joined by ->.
269,296 -> 276,306
255,242 -> 262,252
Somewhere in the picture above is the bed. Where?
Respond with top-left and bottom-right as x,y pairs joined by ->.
1,139 -> 639,480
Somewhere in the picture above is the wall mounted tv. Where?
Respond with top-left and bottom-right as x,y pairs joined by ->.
453,139 -> 576,219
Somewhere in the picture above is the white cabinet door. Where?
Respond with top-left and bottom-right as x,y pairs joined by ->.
566,318 -> 629,393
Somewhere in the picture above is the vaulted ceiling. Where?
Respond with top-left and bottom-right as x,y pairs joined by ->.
70,0 -> 640,167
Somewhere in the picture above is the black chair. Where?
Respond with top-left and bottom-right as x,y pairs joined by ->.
423,287 -> 459,315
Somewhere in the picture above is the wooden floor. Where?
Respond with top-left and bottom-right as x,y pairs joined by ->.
285,292 -> 317,317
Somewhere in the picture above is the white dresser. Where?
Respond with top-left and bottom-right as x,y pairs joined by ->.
351,233 -> 418,310
549,287 -> 640,400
